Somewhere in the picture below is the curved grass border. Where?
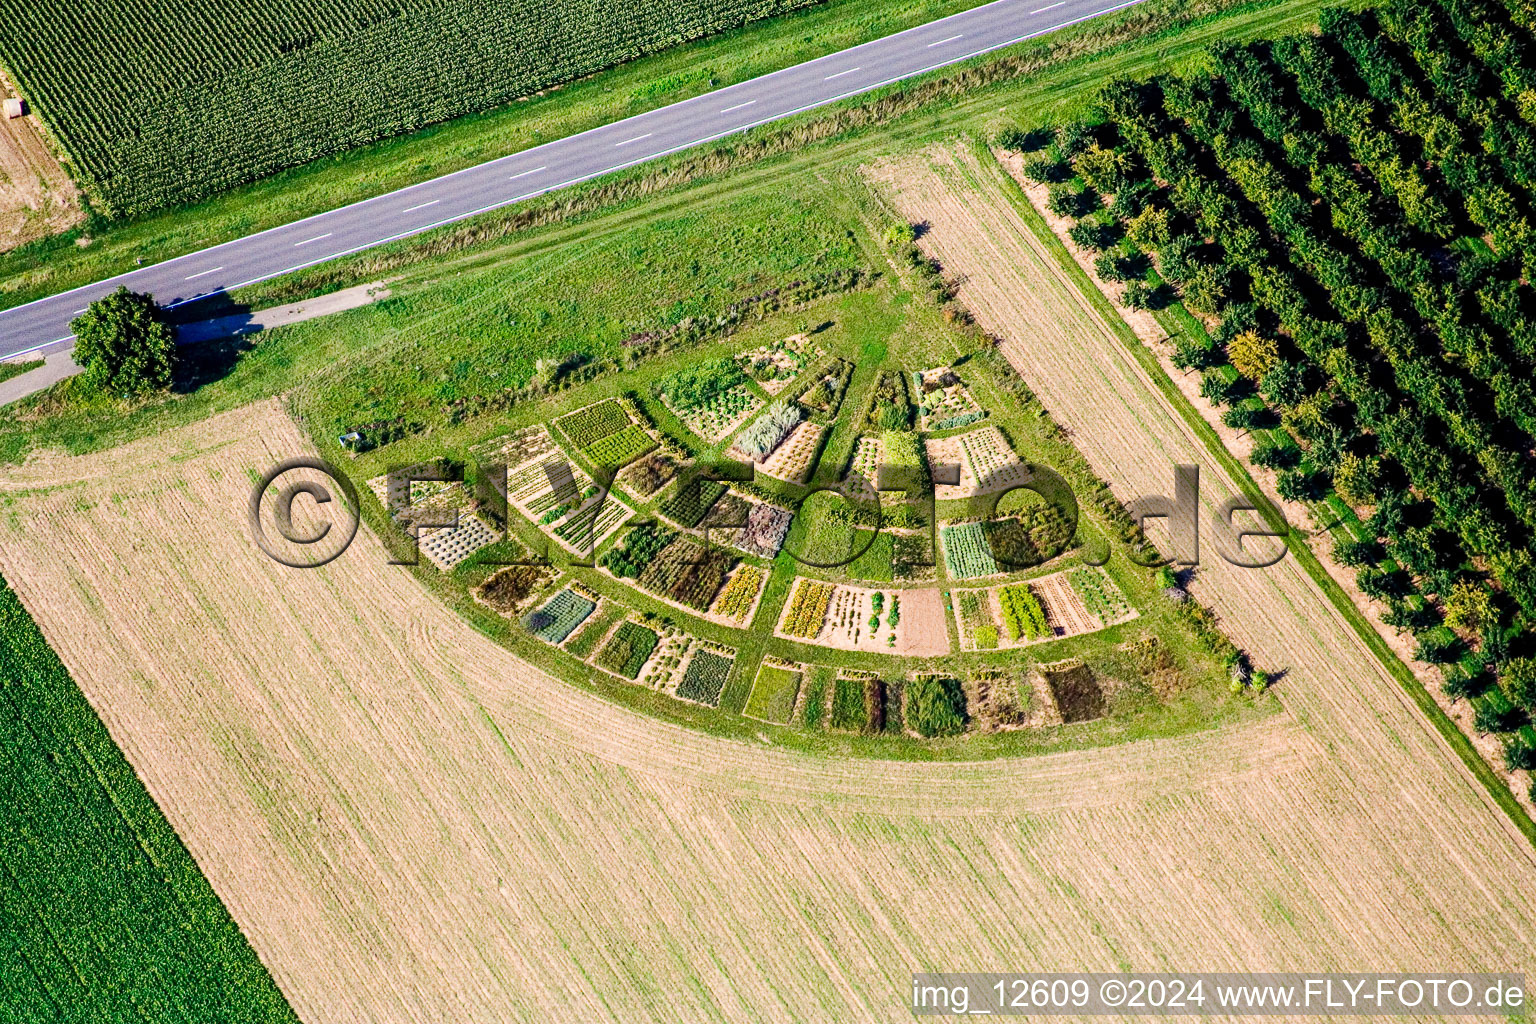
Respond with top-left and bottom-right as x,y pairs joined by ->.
979,141 -> 1536,847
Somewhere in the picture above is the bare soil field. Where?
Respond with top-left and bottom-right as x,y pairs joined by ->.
0,71 -> 82,252
3,399 -> 1536,1020
775,581 -> 949,656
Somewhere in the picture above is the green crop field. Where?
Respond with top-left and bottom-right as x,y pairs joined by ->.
0,0 -> 829,215
583,424 -> 658,470
744,664 -> 803,722
557,400 -> 629,448
829,673 -> 869,730
596,621 -> 660,678
941,521 -> 999,578
0,575 -> 298,1022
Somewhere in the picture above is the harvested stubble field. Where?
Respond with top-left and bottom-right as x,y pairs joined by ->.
866,133 -> 1536,927
3,400 -> 1536,1020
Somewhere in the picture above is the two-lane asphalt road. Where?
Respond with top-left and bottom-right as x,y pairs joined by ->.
0,0 -> 1142,359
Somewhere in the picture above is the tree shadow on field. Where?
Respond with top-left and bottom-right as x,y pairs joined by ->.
172,333 -> 259,394
167,288 -> 259,394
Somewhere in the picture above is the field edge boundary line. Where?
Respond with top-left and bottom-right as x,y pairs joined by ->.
971,138 -> 1536,853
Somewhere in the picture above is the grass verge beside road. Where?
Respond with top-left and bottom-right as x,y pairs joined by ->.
0,358 -> 41,384
0,0 -> 1321,314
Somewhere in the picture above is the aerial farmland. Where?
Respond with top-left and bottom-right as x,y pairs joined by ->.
2,0 -> 1535,1019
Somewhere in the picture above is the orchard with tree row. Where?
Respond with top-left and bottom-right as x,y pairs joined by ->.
1007,0 -> 1536,777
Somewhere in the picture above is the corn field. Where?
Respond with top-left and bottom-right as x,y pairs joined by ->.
0,0 -> 821,215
